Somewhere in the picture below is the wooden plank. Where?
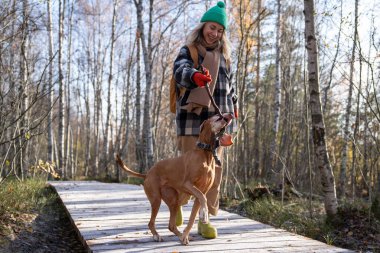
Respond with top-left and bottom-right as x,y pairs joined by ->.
49,181 -> 353,253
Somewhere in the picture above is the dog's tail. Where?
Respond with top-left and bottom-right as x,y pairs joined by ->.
115,154 -> 146,179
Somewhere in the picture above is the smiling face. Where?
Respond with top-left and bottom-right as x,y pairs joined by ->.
202,22 -> 224,46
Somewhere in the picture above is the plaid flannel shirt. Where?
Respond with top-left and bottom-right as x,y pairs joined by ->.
173,45 -> 238,136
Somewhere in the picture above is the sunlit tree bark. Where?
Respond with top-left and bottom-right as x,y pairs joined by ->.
58,0 -> 66,178
134,0 -> 154,169
65,0 -> 75,178
46,0 -> 54,166
304,0 -> 338,216
135,31 -> 143,172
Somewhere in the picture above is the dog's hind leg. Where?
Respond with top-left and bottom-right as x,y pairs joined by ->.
161,186 -> 182,237
144,178 -> 163,242
148,199 -> 163,242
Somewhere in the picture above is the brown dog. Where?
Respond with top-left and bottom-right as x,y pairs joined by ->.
115,113 -> 233,245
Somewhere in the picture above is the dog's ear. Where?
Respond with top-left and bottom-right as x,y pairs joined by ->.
200,119 -> 214,138
199,120 -> 206,133
200,120 -> 211,132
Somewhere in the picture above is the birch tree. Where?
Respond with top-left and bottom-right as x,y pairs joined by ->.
92,4 -> 106,177
134,0 -> 154,169
104,0 -> 118,177
304,0 -> 338,216
46,0 -> 54,165
58,0 -> 66,178
0,1 -> 17,180
135,31 -> 143,172
253,0 -> 263,177
65,0 -> 75,178
339,0 -> 359,198
268,0 -> 282,180
322,0 -> 343,112
18,0 -> 30,179
84,59 -> 91,177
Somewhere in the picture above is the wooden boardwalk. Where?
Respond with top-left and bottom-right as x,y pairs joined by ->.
49,181 -> 352,253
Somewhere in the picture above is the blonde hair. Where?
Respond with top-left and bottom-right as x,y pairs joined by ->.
186,22 -> 231,63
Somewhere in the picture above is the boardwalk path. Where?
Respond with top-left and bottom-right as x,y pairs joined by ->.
49,181 -> 351,253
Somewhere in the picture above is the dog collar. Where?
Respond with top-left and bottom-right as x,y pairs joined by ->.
196,141 -> 222,166
196,141 -> 212,151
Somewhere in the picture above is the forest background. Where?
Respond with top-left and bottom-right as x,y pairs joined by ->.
0,0 -> 379,214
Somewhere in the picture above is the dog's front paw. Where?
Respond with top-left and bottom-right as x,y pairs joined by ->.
180,234 -> 190,245
199,208 -> 209,224
153,234 -> 163,242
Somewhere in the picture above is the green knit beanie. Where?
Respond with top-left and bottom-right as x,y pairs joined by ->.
200,1 -> 228,29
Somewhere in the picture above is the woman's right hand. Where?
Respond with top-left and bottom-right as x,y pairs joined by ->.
192,70 -> 212,87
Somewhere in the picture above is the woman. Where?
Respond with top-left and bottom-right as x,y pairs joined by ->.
172,1 -> 238,239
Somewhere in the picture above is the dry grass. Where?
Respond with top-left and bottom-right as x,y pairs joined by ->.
0,178 -> 56,244
221,196 -> 380,252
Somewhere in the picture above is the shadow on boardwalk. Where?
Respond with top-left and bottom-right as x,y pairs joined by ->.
50,181 -> 353,253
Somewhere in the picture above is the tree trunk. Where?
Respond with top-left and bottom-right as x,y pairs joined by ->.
303,63 -> 314,218
65,0 -> 74,178
363,20 -> 374,197
235,1 -> 245,184
84,74 -> 91,177
351,2 -> 362,199
74,84 -> 81,179
46,0 -> 54,166
93,16 -> 105,177
304,0 -> 338,216
103,0 -> 118,178
268,0 -> 281,181
322,0 -> 343,112
135,32 -> 143,172
1,0 -> 16,179
339,0 -> 359,198
58,0 -> 66,178
121,41 -> 134,155
19,0 -> 30,180
253,0 -> 262,178
134,0 -> 154,169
